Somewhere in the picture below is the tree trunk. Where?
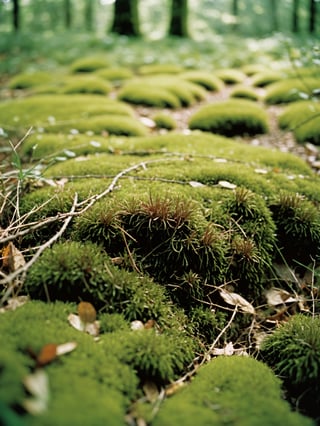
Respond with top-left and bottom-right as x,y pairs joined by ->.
111,0 -> 140,36
231,0 -> 239,30
64,0 -> 72,29
270,0 -> 278,32
168,0 -> 189,37
309,0 -> 316,33
13,0 -> 20,31
84,0 -> 94,31
292,0 -> 299,32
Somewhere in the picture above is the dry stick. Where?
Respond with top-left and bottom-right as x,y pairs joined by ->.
0,194 -> 78,304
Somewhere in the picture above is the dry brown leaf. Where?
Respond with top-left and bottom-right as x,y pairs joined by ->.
37,344 -> 57,367
219,288 -> 255,314
1,242 -> 26,273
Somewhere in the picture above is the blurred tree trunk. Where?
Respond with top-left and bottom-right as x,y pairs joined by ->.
309,0 -> 316,33
13,0 -> 20,31
270,0 -> 278,32
111,0 -> 140,36
84,0 -> 94,31
168,0 -> 188,37
64,0 -> 72,29
292,0 -> 299,32
231,0 -> 239,30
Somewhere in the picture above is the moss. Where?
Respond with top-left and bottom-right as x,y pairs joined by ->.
242,64 -> 268,76
138,63 -> 183,75
95,66 -> 134,83
179,70 -> 224,91
251,70 -> 285,87
214,68 -> 246,84
0,300 -> 138,425
70,55 -> 110,73
268,192 -> 320,265
264,77 -> 320,104
0,95 -> 135,135
118,84 -> 181,108
278,100 -> 320,145
60,75 -> 112,95
188,99 -> 269,137
8,71 -> 54,89
152,112 -> 177,130
260,314 -> 320,420
153,356 -> 312,426
229,85 -> 259,101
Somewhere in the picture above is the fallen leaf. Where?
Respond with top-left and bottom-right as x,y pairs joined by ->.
265,287 -> 303,306
68,313 -> 100,336
23,369 -> 49,415
56,341 -> 77,356
212,342 -> 234,356
37,344 -> 57,367
219,288 -> 255,314
1,242 -> 25,273
189,180 -> 205,188
0,295 -> 29,313
218,180 -> 237,190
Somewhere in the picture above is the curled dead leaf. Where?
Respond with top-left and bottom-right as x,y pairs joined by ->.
212,342 -> 234,356
1,242 -> 25,273
37,344 -> 57,367
219,288 -> 255,314
23,369 -> 49,415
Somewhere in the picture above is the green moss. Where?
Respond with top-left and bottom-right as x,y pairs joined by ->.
229,85 -> 259,101
70,55 -> 110,73
95,66 -> 134,82
242,64 -> 268,76
214,68 -> 246,84
118,83 -> 181,108
179,70 -> 224,91
153,356 -> 312,426
0,300 -> 138,425
268,192 -> 320,265
0,95 -> 135,135
278,100 -> 320,145
264,77 -> 320,104
152,112 -> 177,130
60,75 -> 112,95
188,99 -> 269,137
251,70 -> 285,87
138,63 -> 183,75
8,71 -> 54,89
260,314 -> 320,419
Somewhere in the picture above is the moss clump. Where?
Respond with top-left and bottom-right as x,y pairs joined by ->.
269,192 -> 320,265
8,71 -> 54,89
153,356 -> 312,426
214,68 -> 246,84
0,301 -> 138,425
229,85 -> 259,101
118,84 -> 181,108
251,70 -> 285,87
152,112 -> 177,130
242,63 -> 268,76
188,99 -> 269,137
60,75 -> 112,95
278,100 -> 320,145
260,314 -> 320,420
138,63 -> 183,75
95,67 -> 134,83
70,55 -> 110,73
264,77 -> 320,104
179,70 -> 224,91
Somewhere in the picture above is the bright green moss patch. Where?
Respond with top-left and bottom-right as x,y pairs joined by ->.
229,85 -> 259,100
118,83 -> 181,108
8,71 -> 54,89
152,112 -> 177,130
251,70 -> 285,87
60,75 -> 112,95
188,99 -> 269,136
278,100 -> 320,145
138,63 -> 184,75
242,64 -> 267,76
153,356 -> 312,426
264,77 -> 320,104
179,70 -> 224,91
261,314 -> 320,419
70,55 -> 110,73
95,66 -> 134,83
214,68 -> 246,84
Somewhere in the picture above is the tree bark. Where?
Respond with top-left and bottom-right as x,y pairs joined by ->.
13,0 -> 20,31
111,0 -> 140,36
168,0 -> 189,37
309,0 -> 316,33
84,0 -> 94,31
64,0 -> 72,29
270,0 -> 278,32
292,0 -> 300,32
231,0 -> 239,30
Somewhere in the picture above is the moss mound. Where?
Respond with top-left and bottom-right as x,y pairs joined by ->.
188,99 -> 269,136
179,70 -> 224,91
261,314 -> 320,419
152,112 -> 177,130
138,63 -> 183,75
229,85 -> 259,100
251,70 -> 285,87
153,356 -> 312,426
214,68 -> 246,84
278,100 -> 320,145
70,55 -> 110,73
264,77 -> 320,104
60,75 -> 112,95
8,71 -> 55,90
95,66 -> 134,83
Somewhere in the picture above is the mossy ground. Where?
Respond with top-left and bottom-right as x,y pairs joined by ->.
1,36 -> 320,426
